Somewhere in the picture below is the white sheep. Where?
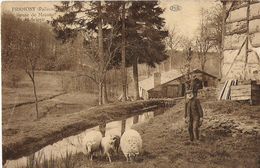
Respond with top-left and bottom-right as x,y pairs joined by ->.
82,130 -> 102,161
100,135 -> 120,163
120,129 -> 142,162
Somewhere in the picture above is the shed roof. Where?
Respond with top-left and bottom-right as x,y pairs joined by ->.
139,69 -> 217,91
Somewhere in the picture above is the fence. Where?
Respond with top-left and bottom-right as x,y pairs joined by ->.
60,69 -> 132,100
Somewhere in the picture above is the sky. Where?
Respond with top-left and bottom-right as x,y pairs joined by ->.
1,0 -> 220,39
160,0 -> 220,38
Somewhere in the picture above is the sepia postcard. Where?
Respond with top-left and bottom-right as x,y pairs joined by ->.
1,0 -> 260,168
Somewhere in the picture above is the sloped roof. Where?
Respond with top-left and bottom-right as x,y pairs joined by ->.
139,69 -> 217,91
139,69 -> 182,91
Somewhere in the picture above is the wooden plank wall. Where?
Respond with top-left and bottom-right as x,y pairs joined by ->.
230,81 -> 260,104
230,84 -> 251,101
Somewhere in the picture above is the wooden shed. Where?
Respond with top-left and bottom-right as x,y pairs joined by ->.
139,69 -> 217,100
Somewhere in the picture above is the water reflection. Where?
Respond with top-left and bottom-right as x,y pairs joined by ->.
5,108 -> 164,168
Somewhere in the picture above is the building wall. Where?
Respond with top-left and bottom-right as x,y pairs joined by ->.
189,73 -> 217,87
140,88 -> 149,100
147,72 -> 216,99
222,1 -> 260,80
148,84 -> 181,99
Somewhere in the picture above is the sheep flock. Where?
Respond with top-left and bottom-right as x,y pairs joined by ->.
83,129 -> 142,163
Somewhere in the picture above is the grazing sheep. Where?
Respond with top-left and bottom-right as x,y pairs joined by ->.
82,130 -> 102,161
120,129 -> 142,162
101,135 -> 118,163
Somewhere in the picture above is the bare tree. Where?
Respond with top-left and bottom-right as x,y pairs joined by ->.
165,26 -> 184,70
180,42 -> 193,90
165,26 -> 183,51
195,8 -> 215,72
179,37 -> 194,67
194,6 -> 224,79
206,4 -> 224,78
52,1 -> 124,105
19,23 -> 49,119
2,13 -> 58,119
77,23 -> 121,105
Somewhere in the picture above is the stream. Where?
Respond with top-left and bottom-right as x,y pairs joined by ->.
5,107 -> 166,168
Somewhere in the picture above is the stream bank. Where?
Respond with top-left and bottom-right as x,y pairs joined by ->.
3,98 -> 180,164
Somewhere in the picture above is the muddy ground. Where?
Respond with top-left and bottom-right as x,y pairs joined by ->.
68,100 -> 259,168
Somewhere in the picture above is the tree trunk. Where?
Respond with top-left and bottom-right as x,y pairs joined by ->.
220,2 -> 226,80
201,59 -> 206,87
200,54 -> 206,72
32,79 -> 39,119
201,62 -> 205,72
114,68 -> 118,97
133,55 -> 140,100
99,123 -> 106,137
121,1 -> 127,102
170,54 -> 172,70
219,53 -> 223,79
121,119 -> 126,136
133,115 -> 139,124
102,76 -> 108,104
98,82 -> 103,105
98,1 -> 105,105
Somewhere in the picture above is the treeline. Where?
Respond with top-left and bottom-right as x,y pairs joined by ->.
2,1 -> 169,118
1,13 -> 95,119
1,13 -> 85,73
51,1 -> 168,104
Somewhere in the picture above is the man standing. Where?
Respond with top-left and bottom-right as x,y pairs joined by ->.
185,90 -> 203,141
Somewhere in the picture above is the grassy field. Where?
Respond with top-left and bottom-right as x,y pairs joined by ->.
8,99 -> 259,168
2,71 -> 99,162
3,71 -> 259,168
2,71 -> 65,108
70,100 -> 259,168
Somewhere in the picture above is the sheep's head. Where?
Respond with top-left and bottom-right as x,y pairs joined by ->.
109,136 -> 116,146
129,153 -> 139,162
85,141 -> 94,155
109,135 -> 120,151
112,135 -> 120,142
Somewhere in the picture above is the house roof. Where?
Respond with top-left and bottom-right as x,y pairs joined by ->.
139,69 -> 217,91
139,69 -> 182,91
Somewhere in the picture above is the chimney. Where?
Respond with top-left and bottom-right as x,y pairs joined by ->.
154,72 -> 161,87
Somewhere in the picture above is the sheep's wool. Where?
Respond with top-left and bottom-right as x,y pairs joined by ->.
101,136 -> 114,151
82,130 -> 102,154
120,129 -> 142,157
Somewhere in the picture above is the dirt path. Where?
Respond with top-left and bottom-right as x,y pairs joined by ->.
72,100 -> 260,168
